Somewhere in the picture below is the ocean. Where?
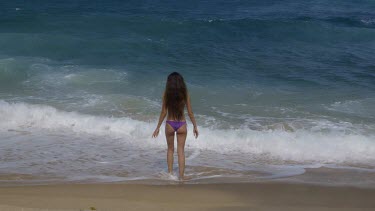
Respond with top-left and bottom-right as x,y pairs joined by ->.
0,0 -> 374,186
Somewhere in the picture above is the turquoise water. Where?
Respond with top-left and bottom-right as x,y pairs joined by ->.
0,0 -> 374,185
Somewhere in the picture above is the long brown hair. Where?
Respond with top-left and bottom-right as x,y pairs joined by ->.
165,72 -> 187,120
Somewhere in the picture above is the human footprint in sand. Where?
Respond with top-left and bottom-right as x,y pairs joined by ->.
152,72 -> 199,181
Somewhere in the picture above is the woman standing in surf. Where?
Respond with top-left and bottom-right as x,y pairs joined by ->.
152,72 -> 199,181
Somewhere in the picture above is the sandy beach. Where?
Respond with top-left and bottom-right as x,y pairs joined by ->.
0,182 -> 375,211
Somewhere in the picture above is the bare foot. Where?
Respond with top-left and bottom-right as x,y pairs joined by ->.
179,175 -> 191,183
179,177 -> 186,184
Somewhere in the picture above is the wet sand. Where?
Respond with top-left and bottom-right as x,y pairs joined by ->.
0,182 -> 375,211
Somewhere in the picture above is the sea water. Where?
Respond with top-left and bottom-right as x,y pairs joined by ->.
0,0 -> 374,186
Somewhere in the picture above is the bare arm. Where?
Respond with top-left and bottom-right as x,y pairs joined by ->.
152,92 -> 167,138
186,93 -> 199,138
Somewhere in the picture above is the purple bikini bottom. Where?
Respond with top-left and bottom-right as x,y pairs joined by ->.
166,120 -> 186,132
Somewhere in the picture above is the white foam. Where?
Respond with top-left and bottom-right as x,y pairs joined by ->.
157,171 -> 179,181
187,149 -> 201,161
361,18 -> 375,25
0,100 -> 156,141
326,98 -> 375,118
0,100 -> 374,165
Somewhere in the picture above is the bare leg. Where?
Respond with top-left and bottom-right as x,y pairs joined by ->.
176,124 -> 187,180
165,123 -> 175,174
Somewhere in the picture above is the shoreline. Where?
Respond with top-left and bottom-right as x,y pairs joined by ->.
2,166 -> 375,188
1,182 -> 375,211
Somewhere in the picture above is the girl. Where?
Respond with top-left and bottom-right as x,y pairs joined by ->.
152,72 -> 198,181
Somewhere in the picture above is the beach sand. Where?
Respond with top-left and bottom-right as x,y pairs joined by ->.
0,182 -> 375,211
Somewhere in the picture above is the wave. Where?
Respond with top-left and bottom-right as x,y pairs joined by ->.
203,16 -> 375,28
1,15 -> 374,53
1,100 -> 374,165
323,17 -> 375,28
326,98 -> 375,118
0,58 -> 29,84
